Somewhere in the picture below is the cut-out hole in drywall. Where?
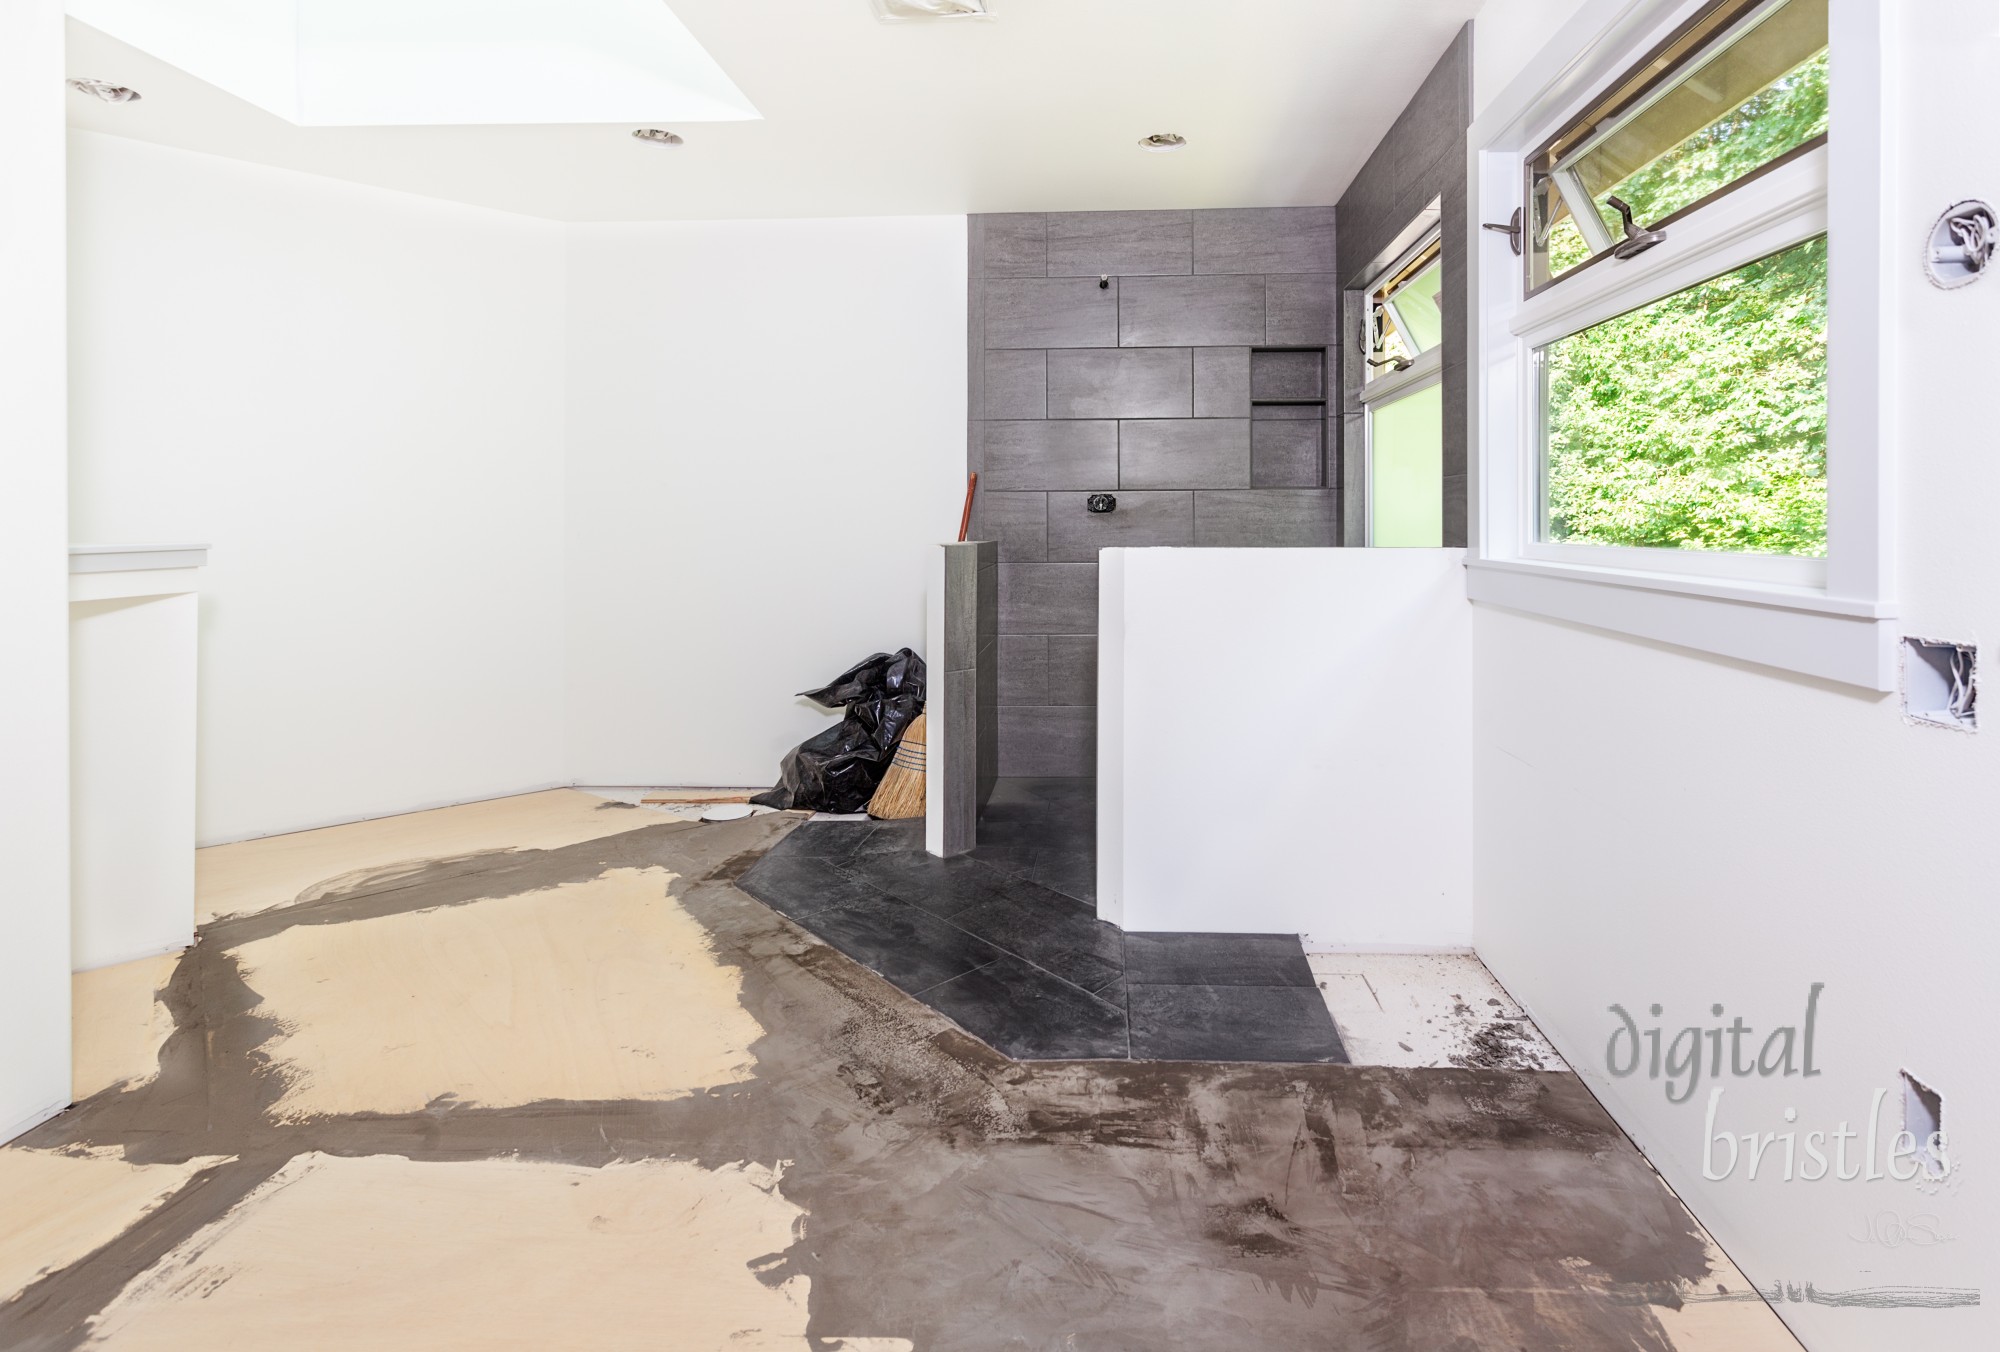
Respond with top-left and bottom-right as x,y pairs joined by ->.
1901,638 -> 1976,731
1901,1069 -> 1946,1180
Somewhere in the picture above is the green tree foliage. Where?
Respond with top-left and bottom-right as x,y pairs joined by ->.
1541,52 -> 1830,555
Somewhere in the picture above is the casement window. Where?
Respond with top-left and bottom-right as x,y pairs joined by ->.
1363,224 -> 1446,546
1468,0 -> 1894,688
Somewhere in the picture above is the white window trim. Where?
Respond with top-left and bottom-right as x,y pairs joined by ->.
1466,0 -> 1897,690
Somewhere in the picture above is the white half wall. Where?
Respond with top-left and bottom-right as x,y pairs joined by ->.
562,216 -> 967,786
67,132 -> 569,844
1469,5 -> 1995,1349
1,0 -> 74,1143
1099,548 -> 1473,943
70,581 -> 198,971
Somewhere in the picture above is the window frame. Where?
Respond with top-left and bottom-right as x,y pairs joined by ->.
1466,0 -> 1895,690
1361,223 -> 1447,546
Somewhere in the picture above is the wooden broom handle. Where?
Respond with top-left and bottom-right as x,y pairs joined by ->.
957,472 -> 978,543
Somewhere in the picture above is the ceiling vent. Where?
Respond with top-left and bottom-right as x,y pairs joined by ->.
871,0 -> 993,21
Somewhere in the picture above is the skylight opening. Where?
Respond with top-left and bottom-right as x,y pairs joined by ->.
66,0 -> 761,128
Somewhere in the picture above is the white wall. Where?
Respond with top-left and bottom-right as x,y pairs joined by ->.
563,216 -> 967,787
1470,0 -> 1592,118
1470,4 -> 1995,1348
70,586 -> 198,970
68,132 -> 570,844
1100,549 -> 1474,943
0,0 -> 75,1142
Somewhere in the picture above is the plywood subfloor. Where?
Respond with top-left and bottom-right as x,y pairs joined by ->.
71,954 -> 183,1102
80,1153 -> 830,1351
195,788 -> 674,922
237,867 -> 762,1118
0,1151 -> 224,1307
4,798 -> 1802,1352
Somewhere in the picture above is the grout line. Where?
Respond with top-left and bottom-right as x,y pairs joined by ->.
907,958 -> 1001,999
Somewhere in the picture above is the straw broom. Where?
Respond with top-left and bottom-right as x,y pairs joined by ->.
866,713 -> 927,820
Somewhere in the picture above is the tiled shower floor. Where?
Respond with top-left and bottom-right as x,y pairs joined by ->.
738,778 -> 1347,1063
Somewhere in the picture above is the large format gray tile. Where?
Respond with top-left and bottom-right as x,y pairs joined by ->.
1046,348 -> 1192,419
946,886 -> 1124,995
1123,932 -> 1316,987
971,491 -> 1047,563
1127,984 -> 1346,1063
976,543 -> 998,637
1118,276 -> 1264,347
1248,349 -> 1324,400
942,543 -> 981,672
1443,473 -> 1468,548
981,213 -> 1047,278
1442,360 -> 1468,478
1266,275 -> 1339,345
1046,211 -> 1192,277
986,278 -> 1117,348
1046,490 -> 1193,560
1395,36 -> 1470,191
998,563 -> 1098,633
1193,207 -> 1337,275
1192,489 -> 1341,546
919,955 -> 1129,1059
984,350 -> 1046,419
795,889 -> 1006,997
967,268 -> 985,418
834,848 -> 1024,922
938,667 -> 978,855
1119,419 -> 1250,489
1251,419 -> 1323,488
998,634 -> 1049,704
997,706 -> 1097,776
1047,635 -> 1097,706
1193,346 -> 1250,417
982,421 -> 1118,490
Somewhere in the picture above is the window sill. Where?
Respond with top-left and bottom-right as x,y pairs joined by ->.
1464,556 -> 1897,690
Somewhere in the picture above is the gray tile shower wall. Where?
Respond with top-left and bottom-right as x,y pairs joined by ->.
969,206 -> 1340,775
1336,25 -> 1473,547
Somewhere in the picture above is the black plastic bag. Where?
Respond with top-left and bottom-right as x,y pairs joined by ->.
750,649 -> 927,814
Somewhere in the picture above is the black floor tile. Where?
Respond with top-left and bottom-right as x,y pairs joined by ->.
733,793 -> 1345,1066
737,850 -> 882,920
919,955 -> 1130,1060
799,892 -> 1005,997
983,776 -> 1097,810
1122,932 -> 1317,988
773,819 -> 873,861
1127,984 -> 1347,1063
946,886 -> 1122,995
1027,847 -> 1096,906
966,842 -> 1038,879
836,849 -> 1022,921
848,819 -> 929,858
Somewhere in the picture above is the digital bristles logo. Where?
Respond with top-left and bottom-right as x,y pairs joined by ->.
1603,984 -> 1951,1184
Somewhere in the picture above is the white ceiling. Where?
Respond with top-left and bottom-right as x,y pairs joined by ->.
67,0 -> 760,126
65,1 -> 1483,223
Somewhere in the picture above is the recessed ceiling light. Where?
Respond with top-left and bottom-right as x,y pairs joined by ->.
67,77 -> 141,103
871,0 -> 992,21
1139,133 -> 1187,153
632,129 -> 685,146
